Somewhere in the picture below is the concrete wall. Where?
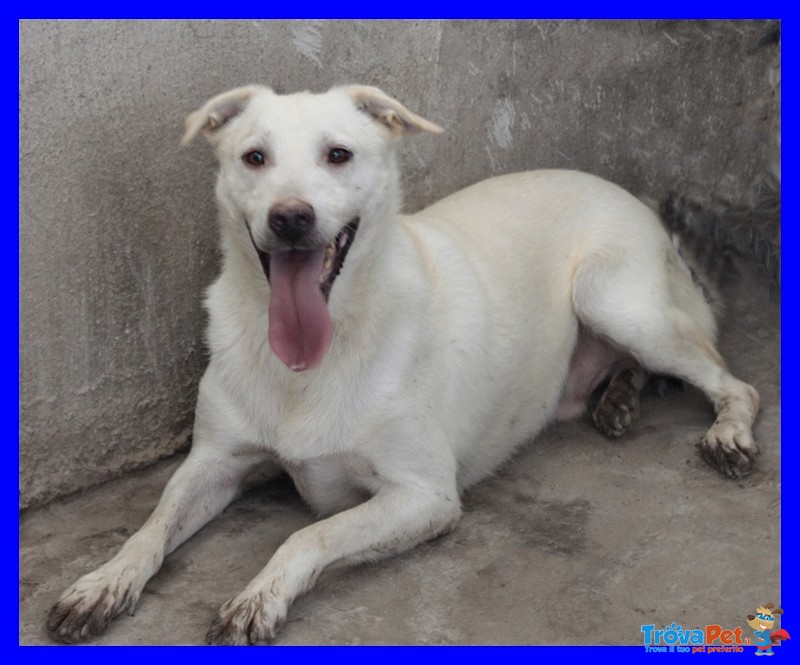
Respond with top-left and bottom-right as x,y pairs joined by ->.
19,20 -> 779,509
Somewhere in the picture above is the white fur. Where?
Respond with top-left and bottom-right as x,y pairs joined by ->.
49,85 -> 759,645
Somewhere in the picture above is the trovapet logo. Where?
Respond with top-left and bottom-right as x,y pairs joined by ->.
641,623 -> 748,654
641,602 -> 790,655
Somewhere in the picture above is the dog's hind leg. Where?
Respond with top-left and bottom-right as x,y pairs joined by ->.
572,247 -> 760,478
557,324 -> 647,438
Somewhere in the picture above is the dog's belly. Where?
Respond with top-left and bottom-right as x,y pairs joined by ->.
400,170 -> 666,486
400,210 -> 582,487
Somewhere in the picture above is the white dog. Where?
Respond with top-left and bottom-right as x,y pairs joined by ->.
48,84 -> 760,645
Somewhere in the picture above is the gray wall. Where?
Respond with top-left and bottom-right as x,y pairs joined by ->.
19,20 -> 779,509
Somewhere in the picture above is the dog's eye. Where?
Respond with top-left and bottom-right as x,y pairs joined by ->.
242,150 -> 266,168
327,147 -> 352,165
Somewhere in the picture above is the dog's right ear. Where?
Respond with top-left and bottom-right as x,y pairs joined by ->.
181,85 -> 264,147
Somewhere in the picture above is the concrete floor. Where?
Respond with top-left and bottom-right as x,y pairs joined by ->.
20,266 -> 780,646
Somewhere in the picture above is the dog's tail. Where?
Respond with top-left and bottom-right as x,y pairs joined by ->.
658,170 -> 781,312
659,21 -> 781,306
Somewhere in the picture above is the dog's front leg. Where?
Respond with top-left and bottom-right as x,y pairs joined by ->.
47,444 -> 264,643
206,481 -> 461,645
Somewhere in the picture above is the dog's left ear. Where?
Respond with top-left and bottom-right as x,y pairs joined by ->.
342,85 -> 444,136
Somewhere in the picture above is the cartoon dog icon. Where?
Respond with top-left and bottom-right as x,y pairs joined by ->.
747,603 -> 790,656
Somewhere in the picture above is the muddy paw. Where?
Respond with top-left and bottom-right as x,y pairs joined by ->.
47,569 -> 139,643
206,592 -> 286,645
697,419 -> 759,479
592,382 -> 640,438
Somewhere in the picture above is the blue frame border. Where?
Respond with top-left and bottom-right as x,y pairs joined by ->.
13,8 -> 792,662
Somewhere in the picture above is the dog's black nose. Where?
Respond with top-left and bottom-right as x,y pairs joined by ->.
268,199 -> 316,243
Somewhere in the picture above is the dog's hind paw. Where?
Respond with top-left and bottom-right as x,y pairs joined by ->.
592,372 -> 641,438
47,568 -> 139,643
697,419 -> 759,479
206,591 -> 287,645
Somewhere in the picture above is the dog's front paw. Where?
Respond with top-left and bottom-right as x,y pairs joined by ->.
206,591 -> 287,645
697,419 -> 759,479
47,567 -> 140,643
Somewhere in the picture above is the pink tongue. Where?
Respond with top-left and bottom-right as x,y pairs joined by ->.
268,249 -> 333,371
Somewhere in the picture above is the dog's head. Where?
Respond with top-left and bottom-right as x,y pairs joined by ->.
182,85 -> 442,371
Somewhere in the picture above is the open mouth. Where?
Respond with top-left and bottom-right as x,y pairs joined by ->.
319,219 -> 360,300
246,218 -> 360,302
245,218 -> 360,372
